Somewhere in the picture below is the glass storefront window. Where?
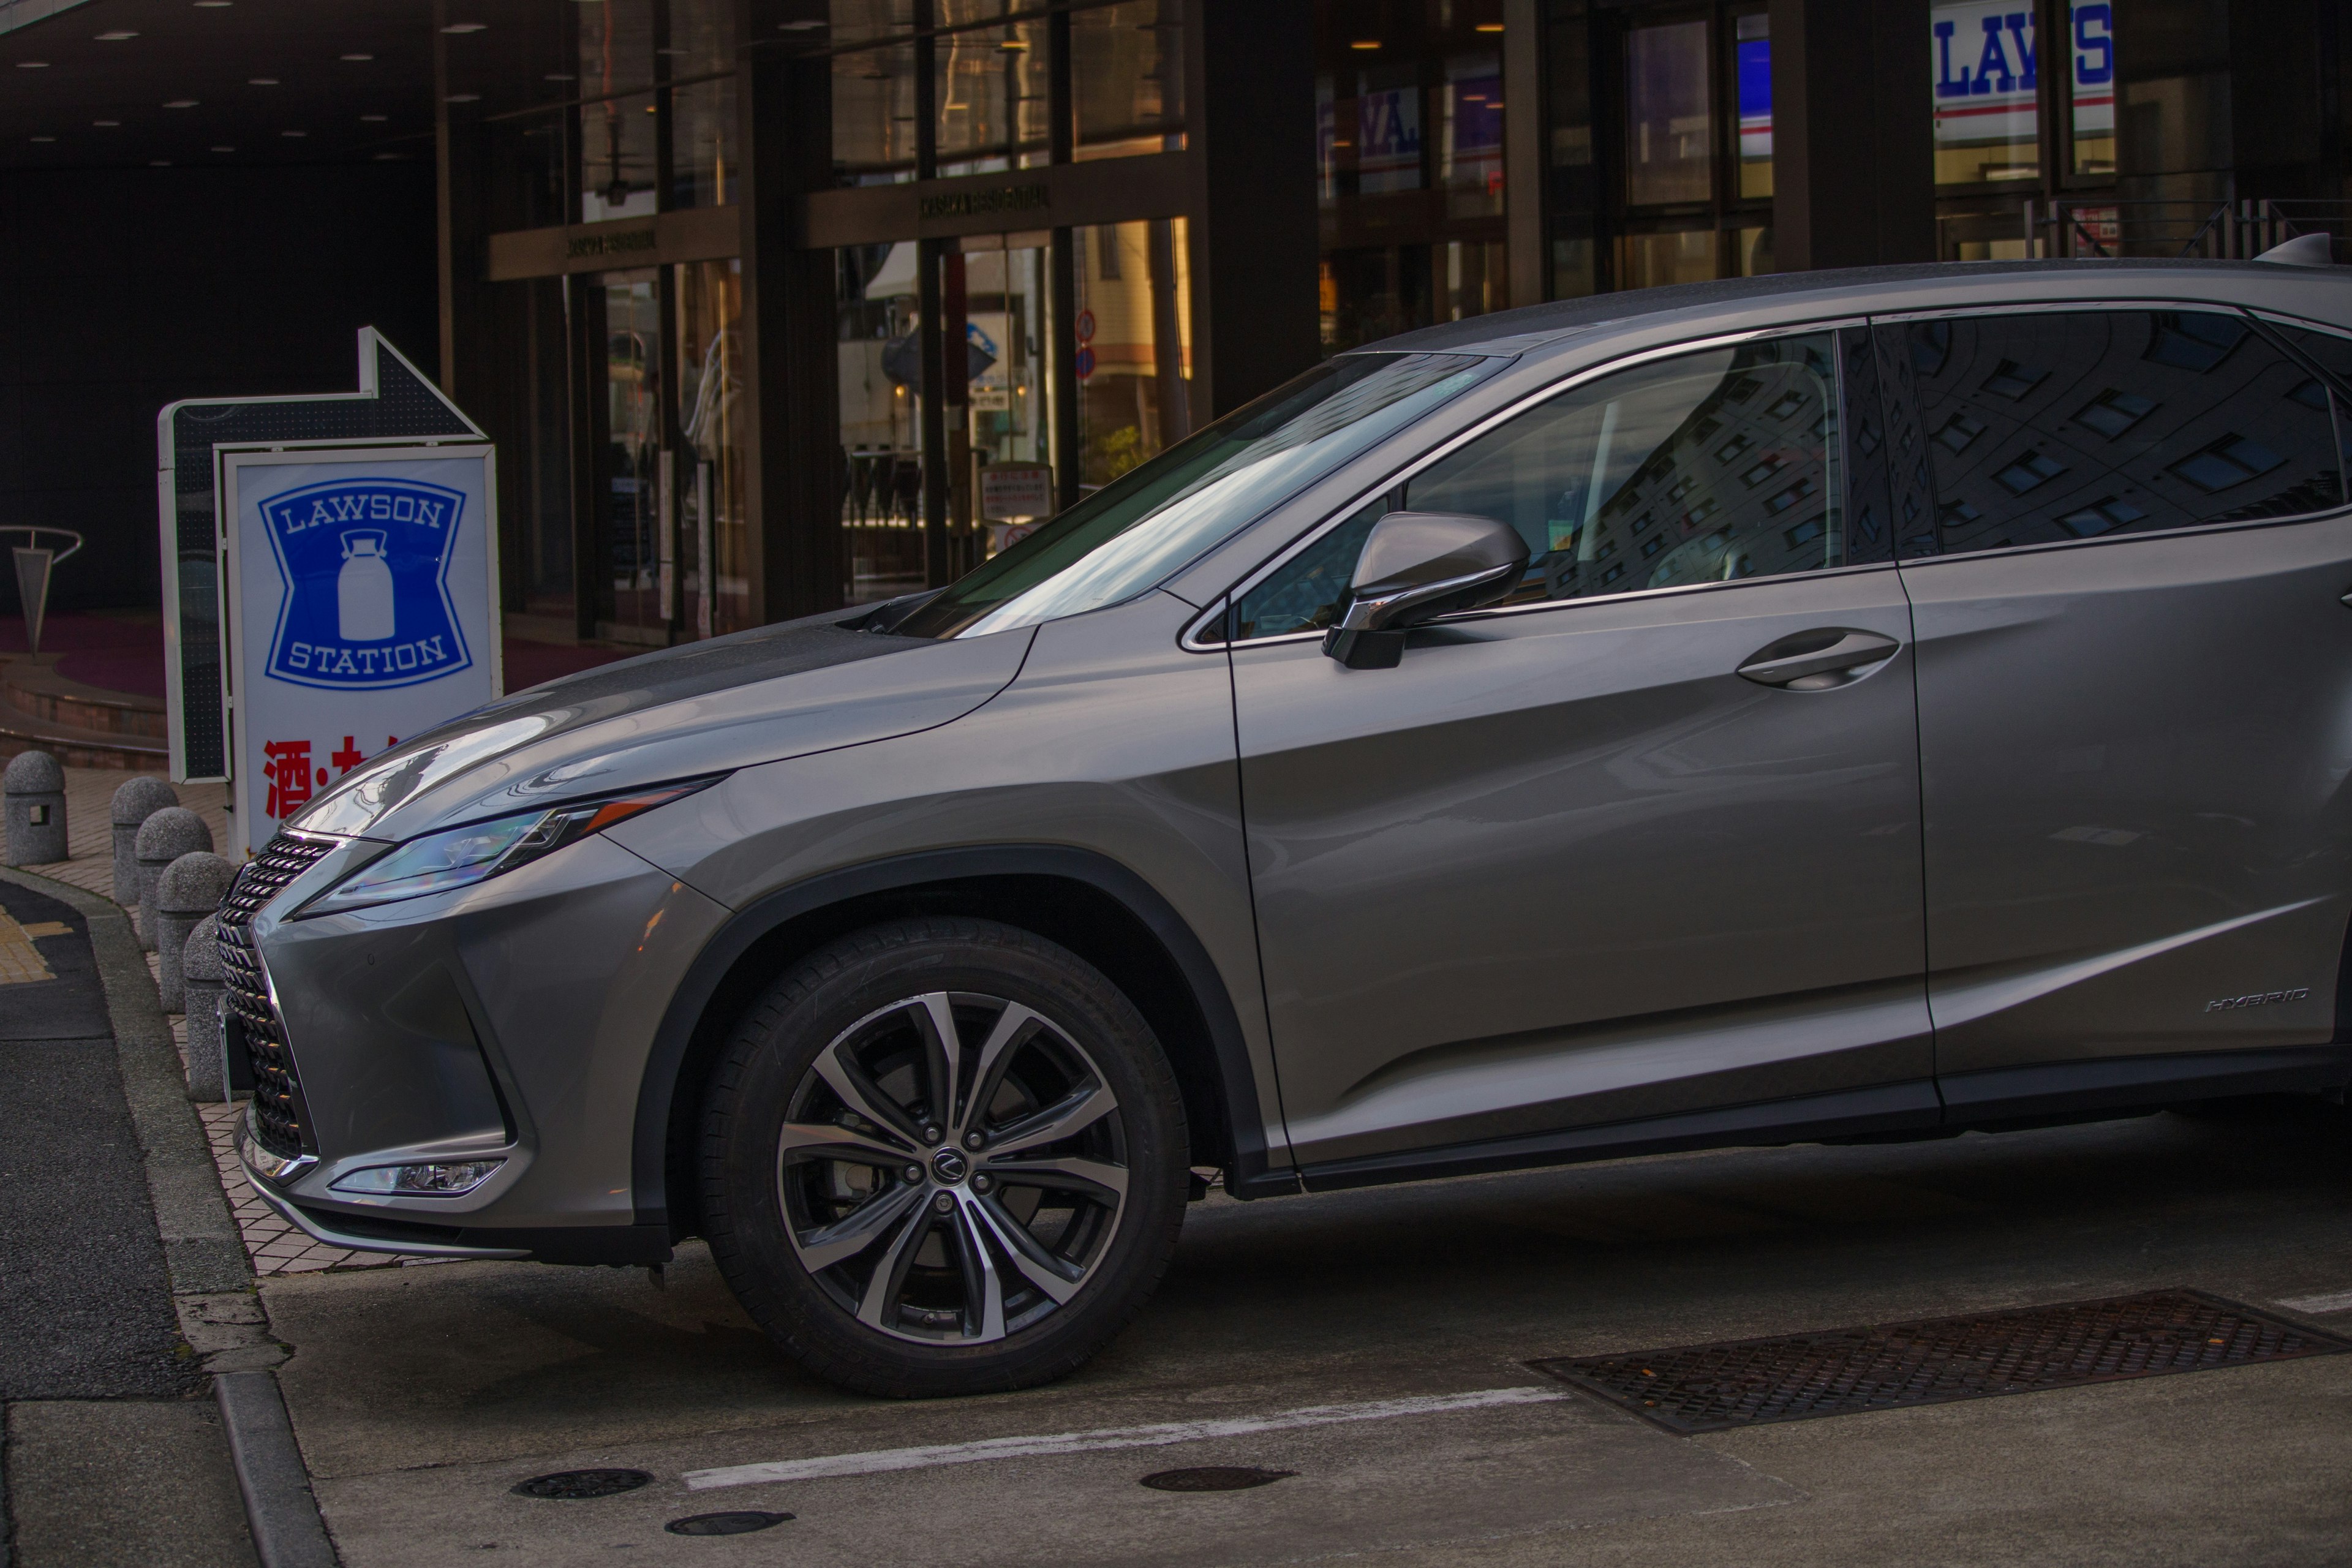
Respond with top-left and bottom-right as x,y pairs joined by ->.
1625,20 -> 1712,206
598,271 -> 665,636
668,0 -> 738,211
1073,219 -> 1193,486
838,243 -> 925,602
580,1 -> 658,220
1441,51 -> 1504,217
2068,2 -> 2116,178
1619,228 -> 1718,289
936,18 -> 1050,175
1932,0 -> 2040,186
1735,12 -> 1771,198
1072,0 -> 1186,159
834,42 -> 921,184
677,260 -> 747,636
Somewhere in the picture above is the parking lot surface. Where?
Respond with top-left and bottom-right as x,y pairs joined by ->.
253,1101 -> 2352,1566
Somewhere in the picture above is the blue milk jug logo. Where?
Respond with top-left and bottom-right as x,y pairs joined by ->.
258,478 -> 471,690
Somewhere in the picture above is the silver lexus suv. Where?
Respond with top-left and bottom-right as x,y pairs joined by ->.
229,258 -> 2352,1396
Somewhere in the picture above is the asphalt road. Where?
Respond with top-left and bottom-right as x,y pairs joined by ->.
263,1097 -> 2352,1567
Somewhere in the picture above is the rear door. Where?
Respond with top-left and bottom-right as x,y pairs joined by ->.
1880,304 -> 2352,1113
1224,326 -> 1939,1175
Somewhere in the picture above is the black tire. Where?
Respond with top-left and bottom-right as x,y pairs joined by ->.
698,916 -> 1189,1398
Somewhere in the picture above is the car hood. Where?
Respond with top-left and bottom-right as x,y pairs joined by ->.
288,605 -> 1035,844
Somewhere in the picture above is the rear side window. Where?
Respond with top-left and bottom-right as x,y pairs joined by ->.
1886,310 -> 2346,557
1232,331 -> 1849,641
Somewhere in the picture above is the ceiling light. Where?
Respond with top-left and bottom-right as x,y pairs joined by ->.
998,39 -> 1029,50
211,144 -> 234,151
94,119 -> 119,127
16,60 -> 50,68
281,129 -> 307,137
31,135 -> 56,142
1476,21 -> 1503,31
194,1 -> 231,7
441,21 -> 486,33
778,19 -> 825,29
341,53 -> 374,62
249,77 -> 278,85
373,152 -> 402,160
164,99 -> 198,108
359,113 -> 387,121
544,72 -> 575,80
1350,40 -> 1380,50
658,47 -> 688,55
445,92 -> 481,103
96,31 -> 138,41
150,159 -> 171,166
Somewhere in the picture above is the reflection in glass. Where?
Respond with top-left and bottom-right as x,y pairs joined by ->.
937,17 -> 1049,174
600,273 -> 665,635
1073,220 -> 1192,488
1441,51 -> 1503,217
1072,0 -> 1185,159
580,0 -> 657,220
2068,1 -> 2115,178
1932,0 -> 2040,186
1619,229 -> 1718,288
1625,21 -> 1711,205
833,42 -> 921,184
1735,12 -> 1772,198
676,261 -> 745,636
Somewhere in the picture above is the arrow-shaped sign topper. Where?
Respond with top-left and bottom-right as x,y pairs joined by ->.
156,328 -> 483,782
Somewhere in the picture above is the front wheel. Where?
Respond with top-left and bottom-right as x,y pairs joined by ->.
698,917 -> 1189,1398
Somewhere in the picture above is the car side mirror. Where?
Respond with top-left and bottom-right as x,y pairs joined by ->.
1322,511 -> 1531,669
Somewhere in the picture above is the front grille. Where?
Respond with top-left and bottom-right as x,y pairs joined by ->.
219,832 -> 336,1161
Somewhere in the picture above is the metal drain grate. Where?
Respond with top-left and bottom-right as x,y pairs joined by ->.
1530,1288 -> 2351,1435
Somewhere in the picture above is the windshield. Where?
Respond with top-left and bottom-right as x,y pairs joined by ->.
891,352 -> 1499,639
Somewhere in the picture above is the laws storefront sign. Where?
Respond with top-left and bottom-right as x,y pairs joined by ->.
223,450 -> 500,854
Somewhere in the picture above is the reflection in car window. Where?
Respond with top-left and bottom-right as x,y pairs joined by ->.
1232,333 -> 1845,641
892,352 -> 1498,639
1897,311 -> 2347,556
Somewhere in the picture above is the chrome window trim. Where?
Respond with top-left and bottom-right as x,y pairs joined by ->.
1181,317 -> 1869,653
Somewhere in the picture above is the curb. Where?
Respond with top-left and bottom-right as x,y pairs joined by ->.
217,1372 -> 339,1568
0,866 -> 339,1566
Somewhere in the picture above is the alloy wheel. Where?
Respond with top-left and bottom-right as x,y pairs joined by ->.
777,991 -> 1129,1344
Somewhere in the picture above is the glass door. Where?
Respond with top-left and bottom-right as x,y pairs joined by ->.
591,268 -> 669,642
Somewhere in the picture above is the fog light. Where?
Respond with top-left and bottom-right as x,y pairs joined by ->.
331,1159 -> 504,1196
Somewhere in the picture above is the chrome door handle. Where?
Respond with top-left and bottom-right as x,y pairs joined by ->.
1736,630 -> 1902,690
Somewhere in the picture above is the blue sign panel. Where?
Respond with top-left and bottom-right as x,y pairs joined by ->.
257,477 -> 472,690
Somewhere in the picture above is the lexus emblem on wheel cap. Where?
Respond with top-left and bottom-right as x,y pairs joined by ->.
931,1148 -> 970,1184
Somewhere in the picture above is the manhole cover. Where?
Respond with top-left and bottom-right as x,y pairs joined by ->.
1531,1287 -> 2352,1435
1139,1466 -> 1296,1492
666,1511 -> 794,1536
510,1468 -> 654,1500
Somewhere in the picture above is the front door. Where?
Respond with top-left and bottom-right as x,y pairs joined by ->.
1228,328 -> 1935,1174
1881,306 -> 2352,1107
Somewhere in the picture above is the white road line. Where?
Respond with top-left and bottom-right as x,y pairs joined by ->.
2277,1288 -> 2352,1315
682,1385 -> 1572,1492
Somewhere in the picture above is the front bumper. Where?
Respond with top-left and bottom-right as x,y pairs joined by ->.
232,827 -> 729,1259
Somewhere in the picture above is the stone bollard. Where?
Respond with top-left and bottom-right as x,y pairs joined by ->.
183,914 -> 227,1101
111,776 -> 178,907
2,750 -> 66,866
156,851 -> 233,1013
135,807 -> 211,953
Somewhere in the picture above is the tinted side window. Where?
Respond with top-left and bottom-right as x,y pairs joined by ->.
1233,332 -> 1848,641
1890,311 -> 2346,557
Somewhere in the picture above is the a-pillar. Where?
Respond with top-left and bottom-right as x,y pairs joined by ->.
1768,0 -> 1936,271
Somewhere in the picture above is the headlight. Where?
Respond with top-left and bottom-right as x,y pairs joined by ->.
300,778 -> 718,916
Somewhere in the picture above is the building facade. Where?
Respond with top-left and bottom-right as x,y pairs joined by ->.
2,0 -> 2348,629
